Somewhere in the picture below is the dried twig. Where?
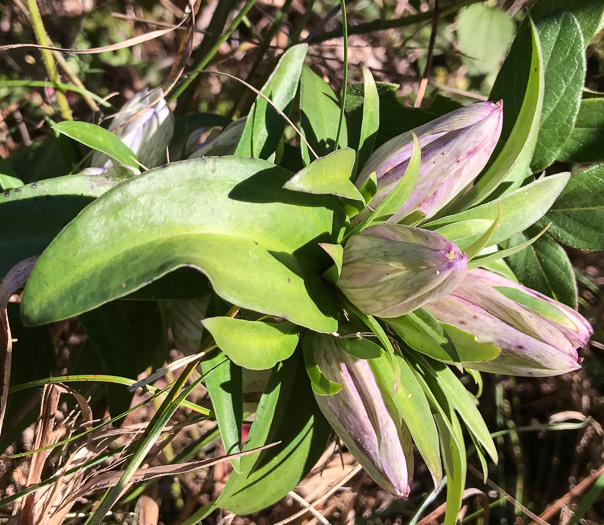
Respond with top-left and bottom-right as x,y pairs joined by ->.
528,463 -> 604,524
414,0 -> 439,108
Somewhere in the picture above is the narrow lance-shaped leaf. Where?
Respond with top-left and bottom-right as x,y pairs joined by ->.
452,16 -> 544,211
216,353 -> 331,513
469,223 -> 550,269
201,351 -> 243,472
299,65 -> 348,165
235,44 -> 308,160
406,353 -> 467,525
356,67 -> 379,174
370,354 -> 443,486
427,172 -> 570,249
53,121 -> 138,167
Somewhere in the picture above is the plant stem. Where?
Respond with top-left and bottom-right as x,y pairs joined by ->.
288,0 -> 316,44
334,0 -> 348,151
414,0 -> 440,108
25,0 -> 72,120
228,0 -> 294,118
170,0 -> 258,108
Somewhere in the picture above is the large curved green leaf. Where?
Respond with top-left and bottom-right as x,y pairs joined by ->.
21,157 -> 342,332
0,169 -> 132,277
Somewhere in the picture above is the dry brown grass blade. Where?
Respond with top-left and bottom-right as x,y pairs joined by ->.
528,463 -> 604,525
17,384 -> 62,525
0,4 -> 191,55
61,442 -> 281,507
467,464 -> 551,525
274,464 -> 363,525
164,0 -> 200,86
0,255 -> 39,434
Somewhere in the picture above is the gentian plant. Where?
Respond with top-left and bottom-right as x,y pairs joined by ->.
2,1 -> 603,523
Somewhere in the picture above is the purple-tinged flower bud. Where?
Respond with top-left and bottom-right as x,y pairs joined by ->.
338,225 -> 468,317
356,101 -> 503,222
91,88 -> 174,169
311,334 -> 413,499
423,269 -> 592,376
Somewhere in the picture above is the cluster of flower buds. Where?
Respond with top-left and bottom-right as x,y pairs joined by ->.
322,101 -> 592,499
91,88 -> 174,169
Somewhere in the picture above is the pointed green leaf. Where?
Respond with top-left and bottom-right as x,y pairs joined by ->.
456,17 -> 544,209
201,351 -> 243,471
433,219 -> 493,247
203,317 -> 299,370
335,336 -> 384,359
283,148 -> 362,202
235,44 -> 308,160
464,203 -> 501,259
407,354 -> 467,525
437,411 -> 467,525
53,121 -> 138,167
386,310 -> 500,364
303,333 -> 342,396
418,355 -> 497,463
217,353 -> 331,513
370,354 -> 443,486
359,171 -> 377,205
366,132 -> 421,226
427,172 -> 570,248
357,67 -> 379,173
21,158 -> 343,333
344,300 -> 401,390
494,286 -> 577,328
319,243 -> 343,283
299,64 -> 348,165
469,222 -> 550,268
